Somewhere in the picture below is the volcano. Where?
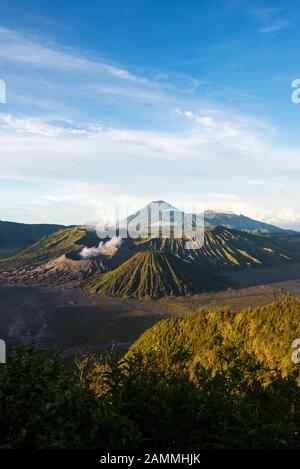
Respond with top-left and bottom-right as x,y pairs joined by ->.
85,251 -> 223,299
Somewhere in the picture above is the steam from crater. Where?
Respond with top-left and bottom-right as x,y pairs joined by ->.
79,236 -> 122,259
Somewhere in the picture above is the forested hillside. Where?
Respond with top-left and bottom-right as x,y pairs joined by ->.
0,220 -> 64,250
129,295 -> 300,379
1,296 -> 300,449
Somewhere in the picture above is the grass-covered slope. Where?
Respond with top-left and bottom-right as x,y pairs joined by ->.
129,295 -> 300,378
1,224 -> 295,274
0,227 -> 89,268
132,226 -> 294,270
85,251 -> 222,298
195,226 -> 293,269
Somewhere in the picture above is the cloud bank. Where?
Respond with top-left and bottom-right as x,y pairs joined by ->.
0,25 -> 300,229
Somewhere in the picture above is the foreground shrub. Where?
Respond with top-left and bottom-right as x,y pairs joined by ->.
1,314 -> 299,449
78,347 -> 299,449
0,347 -> 139,448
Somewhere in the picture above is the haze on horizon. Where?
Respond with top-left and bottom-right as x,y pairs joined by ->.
0,0 -> 300,230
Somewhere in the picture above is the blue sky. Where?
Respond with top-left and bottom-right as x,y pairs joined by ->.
0,0 -> 300,228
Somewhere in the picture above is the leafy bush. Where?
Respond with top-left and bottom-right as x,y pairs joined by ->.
1,296 -> 300,449
79,347 -> 299,449
129,295 -> 300,379
0,347 -> 139,449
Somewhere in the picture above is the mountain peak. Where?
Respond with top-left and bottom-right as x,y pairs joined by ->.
146,200 -> 173,209
123,202 -> 295,235
149,200 -> 168,205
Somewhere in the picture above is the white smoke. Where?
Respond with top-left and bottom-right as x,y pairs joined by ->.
79,236 -> 122,259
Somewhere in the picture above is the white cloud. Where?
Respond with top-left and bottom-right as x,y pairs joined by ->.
0,25 -> 171,116
0,110 -> 300,228
260,19 -> 290,33
0,25 -> 299,229
0,114 -> 87,137
269,209 -> 300,227
0,27 -> 145,83
233,5 -> 291,34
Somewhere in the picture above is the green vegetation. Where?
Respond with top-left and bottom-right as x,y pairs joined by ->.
272,232 -> 300,258
189,226 -> 293,270
129,295 -> 300,379
79,295 -> 300,448
2,295 -> 300,450
85,251 -> 223,298
0,347 -> 138,449
1,225 -> 297,296
0,227 -> 87,268
83,227 -> 294,299
129,226 -> 295,271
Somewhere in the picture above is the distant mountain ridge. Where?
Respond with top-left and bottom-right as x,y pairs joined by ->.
0,202 -> 299,294
133,226 -> 293,270
0,201 -> 296,253
0,220 -> 65,250
124,200 -> 296,236
1,222 -> 297,288
203,210 -> 295,234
